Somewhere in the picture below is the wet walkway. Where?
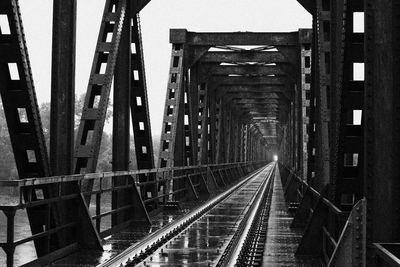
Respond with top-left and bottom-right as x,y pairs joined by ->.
262,167 -> 322,266
49,200 -> 208,266
133,165 -> 273,266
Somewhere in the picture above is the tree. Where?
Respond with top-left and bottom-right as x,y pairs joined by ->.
39,102 -> 50,150
0,103 -> 17,180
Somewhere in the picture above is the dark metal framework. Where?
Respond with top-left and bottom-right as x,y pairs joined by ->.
157,29 -> 312,171
0,1 -> 275,265
1,0 -> 400,266
278,0 -> 400,266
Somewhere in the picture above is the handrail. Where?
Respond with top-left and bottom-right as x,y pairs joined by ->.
374,243 -> 400,267
279,163 -> 344,215
278,163 -> 349,264
0,161 -> 267,267
0,161 -> 264,188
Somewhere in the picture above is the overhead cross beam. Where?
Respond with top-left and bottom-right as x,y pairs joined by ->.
217,85 -> 291,100
207,65 -> 285,76
201,51 -> 288,63
170,29 -> 300,46
212,76 -> 285,85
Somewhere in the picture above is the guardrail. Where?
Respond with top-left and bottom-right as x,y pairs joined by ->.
279,163 -> 366,266
0,161 -> 266,266
374,243 -> 400,266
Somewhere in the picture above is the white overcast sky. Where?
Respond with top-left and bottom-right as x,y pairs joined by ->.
18,0 -> 312,135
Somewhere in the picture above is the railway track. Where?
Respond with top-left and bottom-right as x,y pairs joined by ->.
99,163 -> 275,267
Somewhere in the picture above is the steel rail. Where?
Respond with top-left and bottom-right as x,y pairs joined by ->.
218,163 -> 275,266
98,164 -> 271,267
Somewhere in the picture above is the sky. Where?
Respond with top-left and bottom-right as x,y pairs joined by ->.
18,0 -> 312,136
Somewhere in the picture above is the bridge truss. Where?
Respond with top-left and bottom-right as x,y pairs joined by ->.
0,0 -> 399,266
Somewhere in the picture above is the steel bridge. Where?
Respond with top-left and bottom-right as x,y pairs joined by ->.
0,0 -> 399,266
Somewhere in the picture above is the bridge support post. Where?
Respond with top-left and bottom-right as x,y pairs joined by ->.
130,14 -> 156,209
51,0 -> 76,176
209,88 -> 217,164
112,0 -> 131,226
364,0 -> 400,261
198,82 -> 209,165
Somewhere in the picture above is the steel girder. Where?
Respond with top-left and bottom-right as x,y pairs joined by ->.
0,0 -> 57,256
364,0 -> 400,262
0,0 -> 103,259
207,65 -> 285,76
158,30 -> 310,168
291,0 -> 369,265
200,51 -> 288,63
170,30 -> 300,46
70,0 -> 152,237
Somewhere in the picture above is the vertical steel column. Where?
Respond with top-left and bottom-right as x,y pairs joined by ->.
314,0 -> 332,191
293,99 -> 297,168
50,0 -> 76,175
249,130 -> 253,162
307,16 -> 318,185
0,0 -> 58,256
198,83 -> 209,164
158,42 -> 186,168
112,0 -> 131,226
74,0 -> 128,199
188,64 -> 199,164
250,129 -> 253,162
209,87 -> 217,164
130,15 -> 156,207
234,120 -> 241,162
182,70 -> 193,166
50,0 -> 79,249
300,44 -> 312,179
216,98 -> 225,163
330,0 -> 365,208
244,124 -> 248,162
131,15 -> 155,170
287,104 -> 293,166
228,108 -> 235,163
364,0 -> 400,260
251,128 -> 255,161
224,102 -> 232,162
239,123 -> 245,162
290,102 -> 295,167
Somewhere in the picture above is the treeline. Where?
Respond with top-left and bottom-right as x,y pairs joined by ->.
0,94 -> 160,180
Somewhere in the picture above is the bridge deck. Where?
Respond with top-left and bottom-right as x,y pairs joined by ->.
262,168 -> 322,266
49,166 -> 324,267
49,200 -> 209,266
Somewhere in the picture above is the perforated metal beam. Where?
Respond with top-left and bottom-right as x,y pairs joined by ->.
170,29 -> 299,46
201,51 -> 288,63
208,65 -> 285,76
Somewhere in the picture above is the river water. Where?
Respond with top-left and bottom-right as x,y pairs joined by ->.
0,192 -> 112,266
